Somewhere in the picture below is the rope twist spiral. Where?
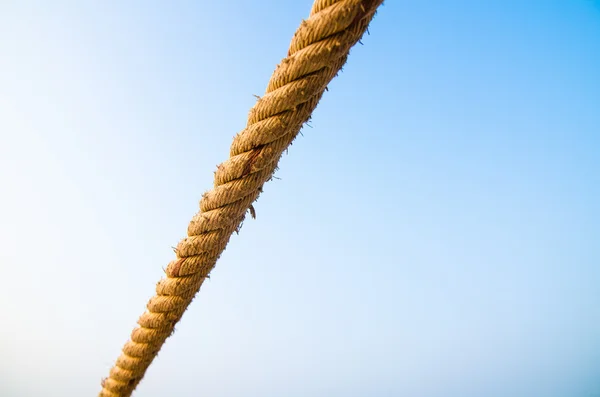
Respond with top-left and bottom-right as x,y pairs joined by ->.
100,1 -> 383,395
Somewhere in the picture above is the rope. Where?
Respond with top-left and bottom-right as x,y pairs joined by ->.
99,1 -> 383,395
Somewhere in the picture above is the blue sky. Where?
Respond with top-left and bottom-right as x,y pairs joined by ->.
1,1 -> 599,396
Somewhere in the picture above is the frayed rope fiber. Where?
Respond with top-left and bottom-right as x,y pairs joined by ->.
99,1 -> 383,395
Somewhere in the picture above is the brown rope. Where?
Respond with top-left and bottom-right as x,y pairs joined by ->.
99,1 -> 383,395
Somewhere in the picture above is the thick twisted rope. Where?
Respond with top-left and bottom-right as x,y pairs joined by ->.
100,1 -> 383,395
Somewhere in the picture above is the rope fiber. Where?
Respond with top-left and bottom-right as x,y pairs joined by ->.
100,1 -> 383,395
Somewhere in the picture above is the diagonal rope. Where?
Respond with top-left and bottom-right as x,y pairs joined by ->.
100,1 -> 383,395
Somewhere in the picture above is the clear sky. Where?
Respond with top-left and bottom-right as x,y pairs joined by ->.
1,1 -> 599,396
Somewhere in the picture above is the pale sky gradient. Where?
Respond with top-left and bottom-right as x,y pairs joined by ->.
1,1 -> 599,396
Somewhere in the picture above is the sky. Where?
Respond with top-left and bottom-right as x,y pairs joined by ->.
0,1 -> 599,396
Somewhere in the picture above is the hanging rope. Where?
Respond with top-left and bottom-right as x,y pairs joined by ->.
100,1 -> 383,395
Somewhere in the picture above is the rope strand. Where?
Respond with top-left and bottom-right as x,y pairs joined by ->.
100,1 -> 383,395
